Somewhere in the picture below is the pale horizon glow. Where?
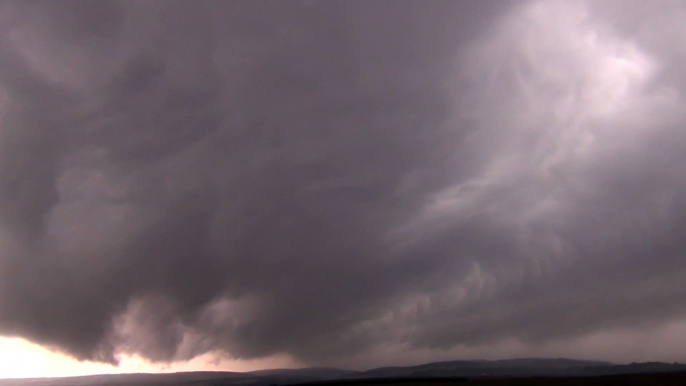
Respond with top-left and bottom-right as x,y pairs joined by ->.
0,337 -> 298,379
5,316 -> 686,379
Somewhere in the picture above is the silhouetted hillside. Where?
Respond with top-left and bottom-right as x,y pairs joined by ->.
1,359 -> 686,386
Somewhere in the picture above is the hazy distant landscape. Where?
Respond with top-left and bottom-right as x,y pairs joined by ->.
2,359 -> 686,386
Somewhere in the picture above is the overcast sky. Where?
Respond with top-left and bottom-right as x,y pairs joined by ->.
1,0 -> 686,377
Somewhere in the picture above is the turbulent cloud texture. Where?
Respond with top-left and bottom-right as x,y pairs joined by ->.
1,0 -> 686,368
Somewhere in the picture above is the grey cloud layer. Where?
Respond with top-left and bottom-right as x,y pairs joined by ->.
0,0 -> 685,367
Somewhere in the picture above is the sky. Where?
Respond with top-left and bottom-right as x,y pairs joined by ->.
1,0 -> 686,379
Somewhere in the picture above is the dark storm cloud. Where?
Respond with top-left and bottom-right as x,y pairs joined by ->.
1,0 -> 686,368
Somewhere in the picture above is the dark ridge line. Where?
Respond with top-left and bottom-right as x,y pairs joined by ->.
272,371 -> 686,386
280,377 -> 468,386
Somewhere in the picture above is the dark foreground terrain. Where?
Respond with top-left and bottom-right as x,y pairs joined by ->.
284,373 -> 686,386
2,359 -> 686,386
307,374 -> 686,386
464,372 -> 686,385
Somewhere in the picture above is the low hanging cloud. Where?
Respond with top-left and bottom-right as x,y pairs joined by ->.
0,0 -> 686,368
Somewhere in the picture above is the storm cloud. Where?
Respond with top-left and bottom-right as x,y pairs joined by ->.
1,0 -> 686,369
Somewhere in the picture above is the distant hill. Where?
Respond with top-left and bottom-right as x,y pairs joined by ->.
1,358 -> 686,386
358,358 -> 613,378
248,367 -> 357,379
0,371 -> 246,386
